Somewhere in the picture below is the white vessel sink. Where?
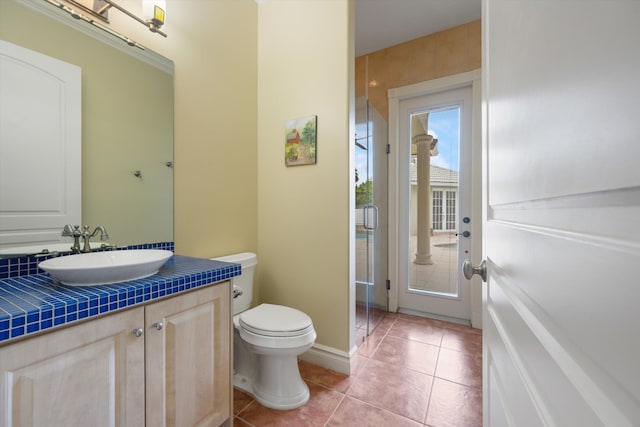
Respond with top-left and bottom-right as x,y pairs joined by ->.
38,249 -> 173,286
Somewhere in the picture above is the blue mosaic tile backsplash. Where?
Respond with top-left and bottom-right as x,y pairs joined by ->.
0,241 -> 174,280
0,251 -> 240,344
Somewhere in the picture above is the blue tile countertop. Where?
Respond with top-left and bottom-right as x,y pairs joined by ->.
0,254 -> 241,344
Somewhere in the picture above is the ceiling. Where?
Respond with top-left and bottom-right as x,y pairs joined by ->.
355,0 -> 481,57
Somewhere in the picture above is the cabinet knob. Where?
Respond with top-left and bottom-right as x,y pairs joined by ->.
133,328 -> 144,337
153,322 -> 164,330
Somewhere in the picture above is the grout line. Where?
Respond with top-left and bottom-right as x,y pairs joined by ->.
234,411 -> 257,427
234,395 -> 254,416
424,345 -> 442,425
322,394 -> 347,427
341,393 -> 431,426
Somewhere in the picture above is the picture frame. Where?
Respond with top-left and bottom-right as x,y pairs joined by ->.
285,115 -> 317,166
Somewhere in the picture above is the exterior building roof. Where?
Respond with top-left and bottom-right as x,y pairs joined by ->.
410,159 -> 459,186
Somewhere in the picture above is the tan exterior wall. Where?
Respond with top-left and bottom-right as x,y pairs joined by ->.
356,20 -> 481,120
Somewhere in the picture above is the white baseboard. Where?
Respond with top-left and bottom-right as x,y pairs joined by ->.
299,342 -> 356,375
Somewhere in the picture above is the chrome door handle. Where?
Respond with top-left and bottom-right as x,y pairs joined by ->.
363,205 -> 378,230
462,259 -> 487,282
133,328 -> 144,337
153,322 -> 164,330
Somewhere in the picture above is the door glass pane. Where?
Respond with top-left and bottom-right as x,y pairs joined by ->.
355,97 -> 388,338
432,190 -> 443,231
446,191 -> 457,230
408,107 -> 460,296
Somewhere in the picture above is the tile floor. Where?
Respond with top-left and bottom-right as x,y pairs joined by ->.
233,311 -> 482,426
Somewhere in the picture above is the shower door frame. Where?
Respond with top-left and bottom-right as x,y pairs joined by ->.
355,97 -> 389,336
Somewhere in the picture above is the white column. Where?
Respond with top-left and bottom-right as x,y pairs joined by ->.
412,113 -> 438,265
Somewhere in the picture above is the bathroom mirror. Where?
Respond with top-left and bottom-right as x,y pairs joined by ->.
0,0 -> 173,256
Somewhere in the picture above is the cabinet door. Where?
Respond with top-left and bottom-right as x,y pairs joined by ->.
145,283 -> 231,427
0,308 -> 145,427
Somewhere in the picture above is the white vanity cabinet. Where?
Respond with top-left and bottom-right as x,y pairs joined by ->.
0,282 -> 232,427
145,282 -> 231,427
0,306 -> 145,426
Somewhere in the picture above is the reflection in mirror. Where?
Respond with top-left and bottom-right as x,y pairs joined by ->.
0,0 -> 173,258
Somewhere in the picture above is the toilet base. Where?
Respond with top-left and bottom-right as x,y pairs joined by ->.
253,354 -> 310,410
234,354 -> 310,410
233,372 -> 253,395
254,382 -> 309,411
234,375 -> 310,410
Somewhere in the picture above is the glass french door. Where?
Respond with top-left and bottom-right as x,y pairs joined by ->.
396,85 -> 473,321
355,97 -> 388,337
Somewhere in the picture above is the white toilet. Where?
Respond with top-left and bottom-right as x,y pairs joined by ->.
212,252 -> 316,410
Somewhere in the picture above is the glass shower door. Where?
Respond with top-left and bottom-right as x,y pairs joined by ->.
355,97 -> 388,338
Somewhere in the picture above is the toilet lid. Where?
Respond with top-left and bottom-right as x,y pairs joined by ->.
239,303 -> 314,337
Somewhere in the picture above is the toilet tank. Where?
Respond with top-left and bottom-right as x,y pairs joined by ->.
211,252 -> 257,315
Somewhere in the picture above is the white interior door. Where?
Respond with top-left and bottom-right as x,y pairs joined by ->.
482,1 -> 640,425
0,40 -> 81,248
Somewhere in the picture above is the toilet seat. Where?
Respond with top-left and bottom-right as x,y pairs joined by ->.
239,303 -> 313,337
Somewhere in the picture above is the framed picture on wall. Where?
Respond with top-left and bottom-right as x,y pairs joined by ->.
285,115 -> 317,166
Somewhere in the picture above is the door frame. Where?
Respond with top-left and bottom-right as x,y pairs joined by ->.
388,69 -> 483,328
396,85 -> 473,319
355,96 -> 389,336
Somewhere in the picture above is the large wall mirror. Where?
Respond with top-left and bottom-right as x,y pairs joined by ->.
0,0 -> 173,256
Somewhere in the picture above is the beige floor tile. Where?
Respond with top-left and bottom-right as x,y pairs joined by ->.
371,335 -> 440,375
426,378 -> 482,427
347,358 -> 432,423
237,382 -> 343,427
435,347 -> 482,388
327,396 -> 423,427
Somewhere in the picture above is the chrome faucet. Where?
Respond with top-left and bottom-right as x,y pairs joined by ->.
62,224 -> 83,253
81,225 -> 109,253
62,224 -> 109,253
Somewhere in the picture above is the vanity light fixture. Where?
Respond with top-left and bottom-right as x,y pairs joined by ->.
98,0 -> 167,37
45,0 -> 145,49
143,0 -> 166,33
